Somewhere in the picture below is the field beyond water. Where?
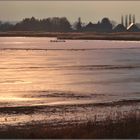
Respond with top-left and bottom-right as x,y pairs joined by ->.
0,37 -> 140,138
1,32 -> 140,41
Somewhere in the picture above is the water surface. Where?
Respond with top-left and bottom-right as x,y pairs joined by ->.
0,37 -> 140,126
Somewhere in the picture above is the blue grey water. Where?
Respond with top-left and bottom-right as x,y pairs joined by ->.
0,37 -> 140,126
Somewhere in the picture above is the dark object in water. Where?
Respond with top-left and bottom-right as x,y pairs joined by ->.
50,39 -> 66,43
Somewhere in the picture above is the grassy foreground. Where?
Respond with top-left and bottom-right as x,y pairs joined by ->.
0,110 -> 140,139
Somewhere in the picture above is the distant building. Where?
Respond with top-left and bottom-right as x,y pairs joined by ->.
127,23 -> 140,32
125,15 -> 128,28
81,15 -> 140,33
113,14 -> 140,32
83,22 -> 100,32
83,17 -> 112,32
113,24 -> 126,32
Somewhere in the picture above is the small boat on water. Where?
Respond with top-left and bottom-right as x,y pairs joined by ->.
50,39 -> 66,43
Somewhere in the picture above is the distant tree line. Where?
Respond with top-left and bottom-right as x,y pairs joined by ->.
0,16 -> 114,32
0,17 -> 72,32
13,17 -> 72,32
0,21 -> 14,32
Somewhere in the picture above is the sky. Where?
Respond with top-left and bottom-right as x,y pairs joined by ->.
0,1 -> 140,24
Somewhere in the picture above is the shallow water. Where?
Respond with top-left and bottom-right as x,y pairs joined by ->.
0,37 -> 140,126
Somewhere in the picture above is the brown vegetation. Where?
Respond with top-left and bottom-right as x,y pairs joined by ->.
58,32 -> 140,41
0,110 -> 140,139
1,32 -> 140,41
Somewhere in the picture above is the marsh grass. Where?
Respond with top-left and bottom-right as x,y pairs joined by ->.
0,109 -> 140,138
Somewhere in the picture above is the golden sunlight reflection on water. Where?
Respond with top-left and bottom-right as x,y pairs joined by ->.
0,97 -> 37,101
0,37 -> 140,107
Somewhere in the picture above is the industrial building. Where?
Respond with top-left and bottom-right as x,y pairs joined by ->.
113,14 -> 140,32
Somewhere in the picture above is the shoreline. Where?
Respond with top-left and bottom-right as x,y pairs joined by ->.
0,99 -> 139,129
0,98 -> 140,113
0,32 -> 140,41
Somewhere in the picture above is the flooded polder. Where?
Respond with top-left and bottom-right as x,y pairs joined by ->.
0,37 -> 140,127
